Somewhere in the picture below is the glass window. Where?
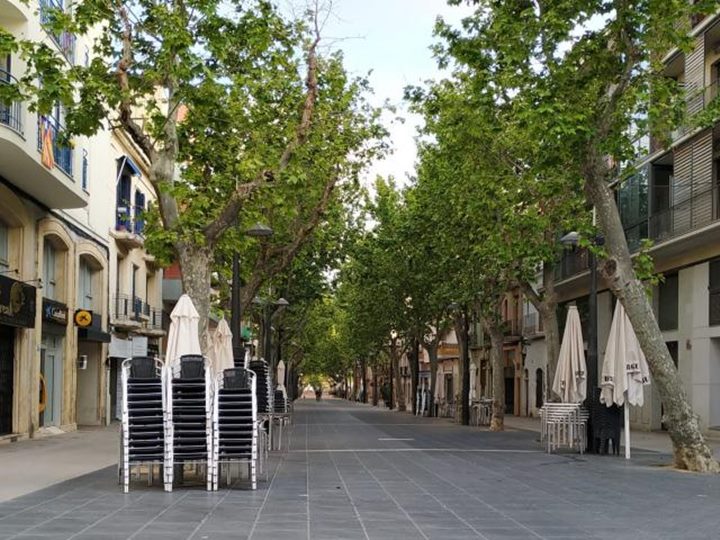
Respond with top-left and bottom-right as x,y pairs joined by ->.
78,260 -> 93,310
658,273 -> 678,331
0,222 -> 8,272
710,259 -> 720,326
43,240 -> 56,300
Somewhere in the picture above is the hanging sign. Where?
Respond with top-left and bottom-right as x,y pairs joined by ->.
0,274 -> 36,328
74,309 -> 93,327
42,298 -> 68,325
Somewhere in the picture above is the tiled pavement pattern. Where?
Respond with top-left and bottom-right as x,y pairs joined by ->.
1,400 -> 720,539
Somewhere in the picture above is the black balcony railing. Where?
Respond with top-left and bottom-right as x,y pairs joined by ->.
39,0 -> 76,63
148,307 -> 163,330
115,208 -> 145,237
37,115 -> 73,177
555,247 -> 590,281
0,71 -> 23,135
623,185 -> 720,251
113,293 -> 145,322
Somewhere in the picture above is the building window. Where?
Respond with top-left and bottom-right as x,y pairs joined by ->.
43,240 -> 57,300
710,259 -> 720,326
133,189 -> 145,235
658,273 -> 678,331
81,149 -> 88,191
116,175 -> 131,230
618,166 -> 649,251
78,259 -> 93,310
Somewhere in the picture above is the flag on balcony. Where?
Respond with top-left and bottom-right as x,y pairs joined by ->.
40,116 -> 55,169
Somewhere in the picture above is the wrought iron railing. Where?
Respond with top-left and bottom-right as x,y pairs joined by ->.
523,312 -> 543,336
147,307 -> 163,330
37,115 -> 73,177
0,70 -> 23,135
555,247 -> 590,281
113,294 -> 145,322
39,0 -> 76,63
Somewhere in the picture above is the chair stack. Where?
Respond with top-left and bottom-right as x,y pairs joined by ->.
249,359 -> 273,414
167,355 -> 212,490
212,368 -> 258,490
120,356 -> 170,493
273,387 -> 288,414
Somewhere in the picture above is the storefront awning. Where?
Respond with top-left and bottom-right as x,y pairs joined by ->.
117,155 -> 141,177
78,328 -> 111,343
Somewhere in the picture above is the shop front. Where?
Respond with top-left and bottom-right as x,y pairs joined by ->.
40,298 -> 68,428
75,310 -> 111,426
0,274 -> 36,436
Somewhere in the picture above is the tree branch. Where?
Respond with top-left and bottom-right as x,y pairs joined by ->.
203,22 -> 322,244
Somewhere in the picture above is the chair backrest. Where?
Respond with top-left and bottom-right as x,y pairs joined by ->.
223,368 -> 252,390
128,356 -> 158,379
179,355 -> 205,379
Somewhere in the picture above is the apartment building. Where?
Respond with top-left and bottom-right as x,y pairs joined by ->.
0,0 -> 164,438
520,11 -> 720,431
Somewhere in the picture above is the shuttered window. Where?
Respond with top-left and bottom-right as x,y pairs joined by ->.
658,273 -> 678,331
710,259 -> 720,326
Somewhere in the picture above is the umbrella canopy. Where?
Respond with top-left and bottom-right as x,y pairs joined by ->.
210,318 -> 234,377
277,360 -> 286,389
469,362 -> 477,401
552,305 -> 587,403
600,302 -> 651,408
164,294 -> 202,371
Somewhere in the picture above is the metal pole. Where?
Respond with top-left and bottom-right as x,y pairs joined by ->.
230,252 -> 243,361
264,305 -> 272,367
586,248 -> 598,451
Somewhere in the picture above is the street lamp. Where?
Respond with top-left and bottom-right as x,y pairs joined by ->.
254,296 -> 289,373
560,231 -> 604,450
231,223 -> 273,361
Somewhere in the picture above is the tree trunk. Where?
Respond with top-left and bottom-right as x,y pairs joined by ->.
177,242 -> 213,354
393,353 -> 405,411
483,319 -> 505,431
585,164 -> 719,472
372,367 -> 379,406
410,338 -> 419,415
361,358 -> 368,403
453,311 -> 471,425
424,341 -> 439,417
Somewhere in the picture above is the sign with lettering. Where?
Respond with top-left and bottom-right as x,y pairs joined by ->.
0,274 -> 36,328
42,299 -> 68,325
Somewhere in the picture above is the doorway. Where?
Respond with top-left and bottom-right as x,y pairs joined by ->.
0,325 -> 14,435
535,368 -> 544,409
40,335 -> 63,427
504,367 -> 514,414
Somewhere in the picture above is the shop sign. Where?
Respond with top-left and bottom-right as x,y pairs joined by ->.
42,299 -> 68,325
74,309 -> 93,327
0,274 -> 36,328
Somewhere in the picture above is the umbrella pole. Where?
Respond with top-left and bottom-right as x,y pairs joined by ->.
624,400 -> 631,460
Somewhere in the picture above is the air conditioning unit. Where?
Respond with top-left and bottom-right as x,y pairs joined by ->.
77,355 -> 88,370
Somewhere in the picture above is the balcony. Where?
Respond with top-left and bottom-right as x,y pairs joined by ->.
624,185 -> 719,251
39,0 -> 76,63
111,294 -> 145,329
0,90 -> 85,208
140,306 -> 165,337
555,247 -> 590,282
522,312 -> 543,337
110,212 -> 144,251
0,71 -> 22,136
501,318 -> 521,342
37,115 -> 72,178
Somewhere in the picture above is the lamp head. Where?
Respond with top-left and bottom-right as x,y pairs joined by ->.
560,231 -> 580,246
245,223 -> 273,238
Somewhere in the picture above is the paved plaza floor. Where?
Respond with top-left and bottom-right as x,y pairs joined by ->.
1,399 -> 719,540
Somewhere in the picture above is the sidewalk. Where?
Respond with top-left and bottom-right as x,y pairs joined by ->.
0,424 -> 118,502
504,414 -> 720,458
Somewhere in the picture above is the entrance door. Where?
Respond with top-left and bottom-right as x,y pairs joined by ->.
0,325 -> 14,435
504,373 -> 514,414
40,335 -> 63,427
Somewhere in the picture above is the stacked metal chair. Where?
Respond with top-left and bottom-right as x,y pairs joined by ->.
120,356 -> 171,493
249,359 -> 273,413
166,355 -> 212,490
273,386 -> 288,414
211,368 -> 259,490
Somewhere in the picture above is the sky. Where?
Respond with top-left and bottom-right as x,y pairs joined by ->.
283,0 -> 475,188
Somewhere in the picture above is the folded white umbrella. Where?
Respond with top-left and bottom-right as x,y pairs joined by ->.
277,359 -> 286,390
552,305 -> 587,403
165,294 -> 202,376
469,362 -> 477,401
210,318 -> 234,377
600,301 -> 651,459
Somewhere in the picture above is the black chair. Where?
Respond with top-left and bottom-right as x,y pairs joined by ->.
590,388 -> 622,455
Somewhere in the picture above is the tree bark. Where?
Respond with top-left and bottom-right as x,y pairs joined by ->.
424,340 -> 439,417
483,318 -> 505,431
177,242 -> 213,353
584,157 -> 719,472
372,367 -> 379,406
410,338 -> 420,415
453,310 -> 471,425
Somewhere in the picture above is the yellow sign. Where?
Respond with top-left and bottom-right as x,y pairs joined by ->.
74,309 -> 93,327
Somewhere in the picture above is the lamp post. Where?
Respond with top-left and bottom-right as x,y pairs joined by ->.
258,296 -> 289,372
230,223 -> 273,361
560,231 -> 604,450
